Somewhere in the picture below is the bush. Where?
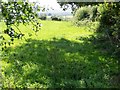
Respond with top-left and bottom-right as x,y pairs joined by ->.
74,3 -> 120,59
51,16 -> 62,21
96,3 -> 120,59
90,6 -> 98,21
74,6 -> 90,21
39,14 -> 47,20
74,5 -> 99,23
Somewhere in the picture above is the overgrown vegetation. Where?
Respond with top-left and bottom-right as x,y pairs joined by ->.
0,1 -> 120,88
96,3 -> 120,59
74,5 -> 98,22
74,2 -> 120,59
72,2 -> 120,87
1,21 -> 119,88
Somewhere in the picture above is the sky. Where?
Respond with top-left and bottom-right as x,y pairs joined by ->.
29,0 -> 61,9
29,0 -> 72,16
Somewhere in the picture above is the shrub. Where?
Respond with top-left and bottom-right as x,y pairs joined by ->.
73,5 -> 99,28
74,5 -> 99,23
90,6 -> 98,21
51,16 -> 62,21
74,6 -> 90,21
74,3 -> 120,59
39,14 -> 47,20
96,3 -> 120,59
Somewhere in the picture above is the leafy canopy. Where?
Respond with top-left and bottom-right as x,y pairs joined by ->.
0,1 -> 41,50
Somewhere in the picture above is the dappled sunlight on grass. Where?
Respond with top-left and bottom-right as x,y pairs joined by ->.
1,21 -> 118,88
1,37 -> 118,88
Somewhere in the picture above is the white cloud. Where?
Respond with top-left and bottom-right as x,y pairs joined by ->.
29,0 -> 61,10
29,0 -> 72,16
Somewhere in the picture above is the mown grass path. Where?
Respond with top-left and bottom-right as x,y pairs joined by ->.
0,21 -> 118,88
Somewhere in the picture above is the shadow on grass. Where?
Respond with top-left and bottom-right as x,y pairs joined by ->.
2,37 -> 119,88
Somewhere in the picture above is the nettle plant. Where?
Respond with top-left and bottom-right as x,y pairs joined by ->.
0,1 -> 41,51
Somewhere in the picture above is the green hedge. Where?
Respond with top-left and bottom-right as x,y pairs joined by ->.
74,3 -> 120,59
74,5 -> 98,22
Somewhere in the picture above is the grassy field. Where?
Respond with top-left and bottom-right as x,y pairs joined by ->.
0,20 -> 118,88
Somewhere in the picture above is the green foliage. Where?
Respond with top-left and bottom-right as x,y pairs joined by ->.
73,2 -> 120,59
74,5 -> 98,27
1,21 -> 118,88
57,1 -> 101,14
96,2 -> 120,58
0,1 -> 41,50
74,5 -> 99,21
89,5 -> 98,21
74,6 -> 90,21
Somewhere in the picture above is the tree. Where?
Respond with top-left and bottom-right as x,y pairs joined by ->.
96,2 -> 120,58
58,0 -> 120,55
0,1 -> 41,50
57,0 -> 103,14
